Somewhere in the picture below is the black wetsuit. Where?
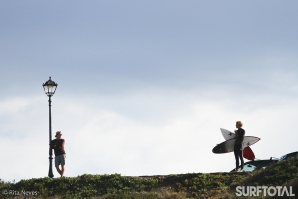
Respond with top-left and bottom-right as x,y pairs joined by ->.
234,128 -> 245,170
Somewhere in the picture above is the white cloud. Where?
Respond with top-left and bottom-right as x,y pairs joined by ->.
0,98 -> 31,115
1,85 -> 298,182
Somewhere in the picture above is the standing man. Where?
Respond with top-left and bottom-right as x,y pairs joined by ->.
50,131 -> 66,177
234,121 -> 245,172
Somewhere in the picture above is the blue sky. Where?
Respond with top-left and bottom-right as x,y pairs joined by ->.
1,1 -> 298,182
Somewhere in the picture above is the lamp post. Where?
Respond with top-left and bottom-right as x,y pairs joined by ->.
42,77 -> 58,178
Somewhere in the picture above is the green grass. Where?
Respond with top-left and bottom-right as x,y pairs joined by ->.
1,154 -> 298,198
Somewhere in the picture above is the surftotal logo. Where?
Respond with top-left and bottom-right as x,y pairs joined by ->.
236,186 -> 295,197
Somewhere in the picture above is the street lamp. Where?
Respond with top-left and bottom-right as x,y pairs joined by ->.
42,76 -> 58,178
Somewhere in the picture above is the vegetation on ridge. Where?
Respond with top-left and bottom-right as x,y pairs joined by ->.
1,154 -> 297,199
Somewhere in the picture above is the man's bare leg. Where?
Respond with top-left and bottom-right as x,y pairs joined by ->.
60,165 -> 65,177
55,166 -> 62,175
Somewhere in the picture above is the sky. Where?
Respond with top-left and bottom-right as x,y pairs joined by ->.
1,1 -> 298,182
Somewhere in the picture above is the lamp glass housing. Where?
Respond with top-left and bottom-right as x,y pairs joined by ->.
43,77 -> 58,96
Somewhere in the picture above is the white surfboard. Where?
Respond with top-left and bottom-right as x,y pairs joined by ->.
220,128 -> 236,140
212,136 -> 260,154
218,128 -> 259,160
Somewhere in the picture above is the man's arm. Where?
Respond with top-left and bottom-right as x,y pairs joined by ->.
61,139 -> 65,151
240,129 -> 245,142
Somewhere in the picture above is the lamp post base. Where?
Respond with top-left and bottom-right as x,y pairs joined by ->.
48,156 -> 54,178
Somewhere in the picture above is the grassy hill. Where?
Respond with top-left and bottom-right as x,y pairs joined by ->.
1,155 -> 297,199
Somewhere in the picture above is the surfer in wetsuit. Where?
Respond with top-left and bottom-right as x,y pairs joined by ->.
234,121 -> 245,172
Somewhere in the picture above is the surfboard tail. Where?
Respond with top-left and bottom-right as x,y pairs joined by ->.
243,146 -> 255,160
